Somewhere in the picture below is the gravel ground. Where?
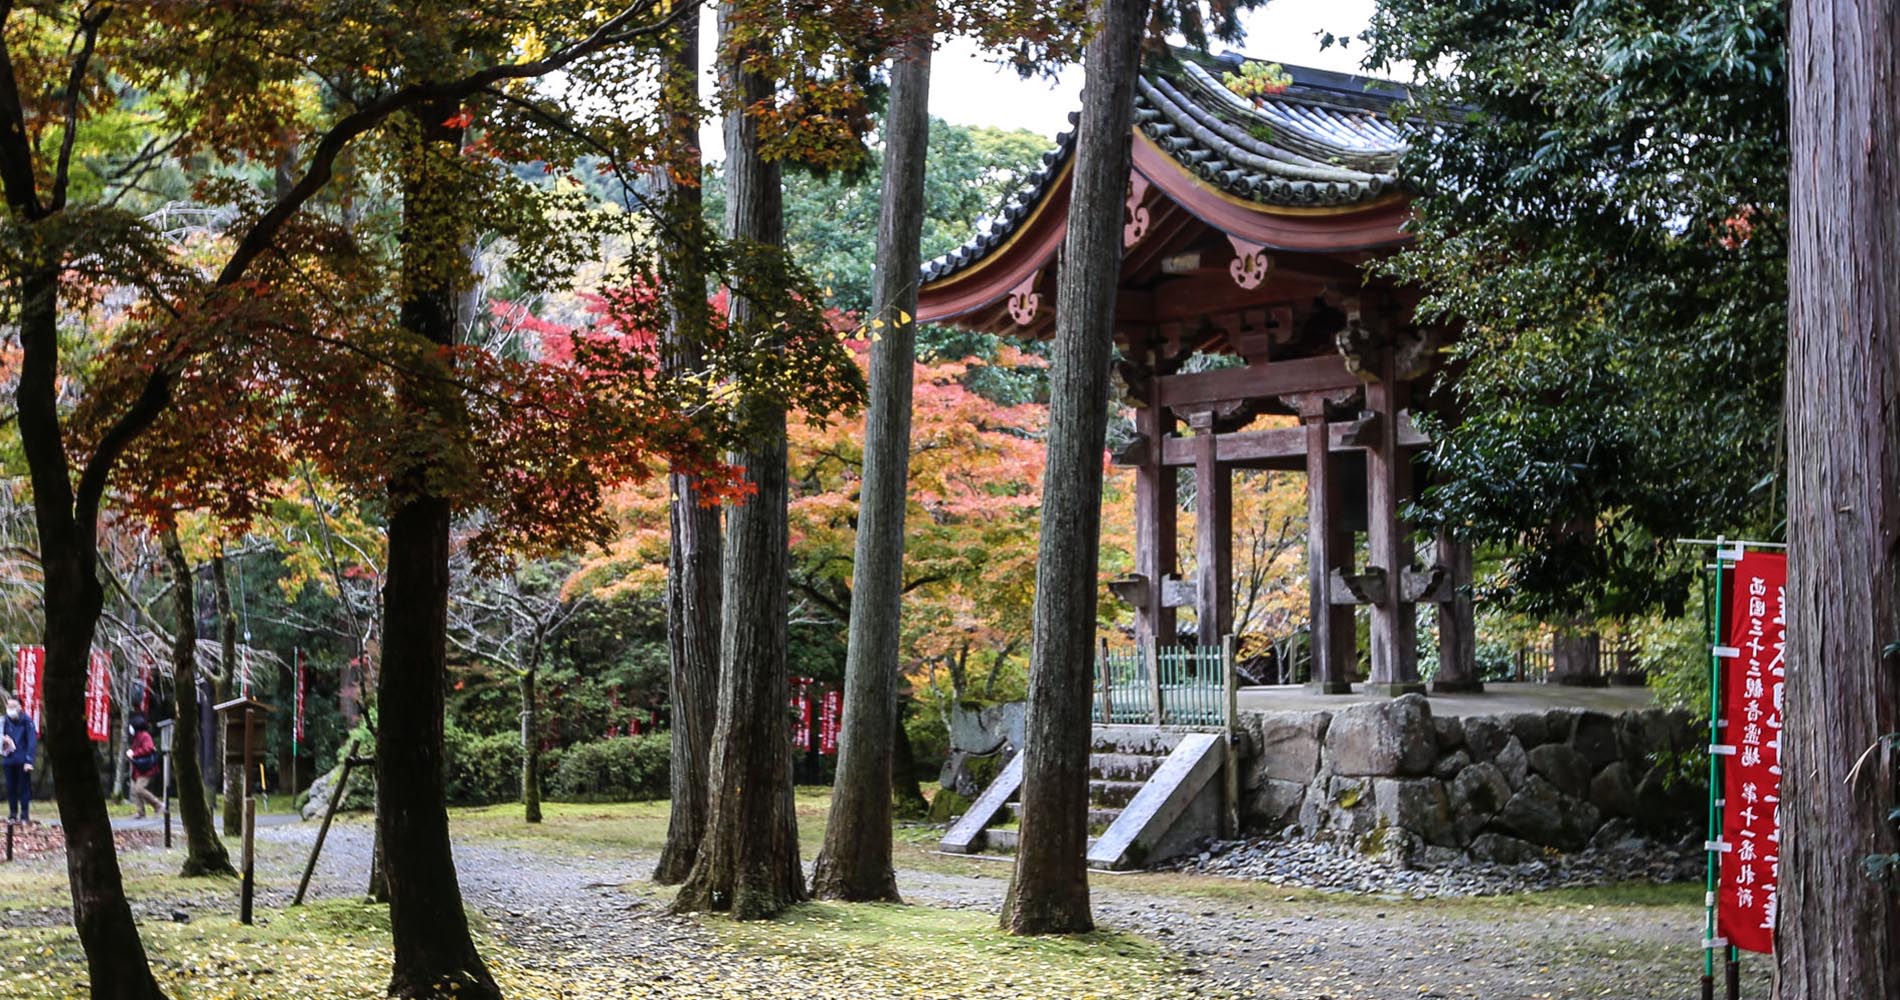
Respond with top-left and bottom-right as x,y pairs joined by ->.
7,818 -> 1771,999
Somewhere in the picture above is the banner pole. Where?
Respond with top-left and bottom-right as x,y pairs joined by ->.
1702,539 -> 1731,999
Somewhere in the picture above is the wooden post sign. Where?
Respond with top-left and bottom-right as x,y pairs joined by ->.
214,696 -> 273,926
1715,550 -> 1786,955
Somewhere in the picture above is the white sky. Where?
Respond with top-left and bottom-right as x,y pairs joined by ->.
698,0 -> 1382,161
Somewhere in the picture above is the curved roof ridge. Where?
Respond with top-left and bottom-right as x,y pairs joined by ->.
1140,75 -> 1380,183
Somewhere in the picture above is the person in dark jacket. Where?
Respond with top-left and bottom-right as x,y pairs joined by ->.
2,696 -> 35,823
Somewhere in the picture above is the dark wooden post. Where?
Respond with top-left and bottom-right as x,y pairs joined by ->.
1133,348 -> 1178,651
1431,529 -> 1482,693
240,705 -> 255,925
1298,395 -> 1355,693
1363,336 -> 1423,695
1188,410 -> 1232,646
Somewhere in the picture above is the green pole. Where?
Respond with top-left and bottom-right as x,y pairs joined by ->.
1702,542 -> 1730,995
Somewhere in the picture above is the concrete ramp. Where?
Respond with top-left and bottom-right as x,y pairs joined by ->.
938,751 -> 1024,854
1086,732 -> 1226,870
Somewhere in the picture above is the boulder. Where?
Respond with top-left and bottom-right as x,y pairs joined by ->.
949,701 -> 1026,756
1372,777 -> 1457,847
1462,716 -> 1510,763
1589,760 -> 1641,819
1543,708 -> 1581,745
1569,711 -> 1621,769
1432,715 -> 1466,753
1245,778 -> 1308,831
1495,737 -> 1530,790
1432,749 -> 1471,782
1467,832 -> 1545,865
1633,765 -> 1705,835
1250,711 -> 1329,784
300,763 -> 373,820
1615,710 -> 1674,769
1324,694 -> 1437,777
1449,761 -> 1513,843
1500,712 -> 1549,749
1498,775 -> 1601,850
1587,816 -> 1649,854
1300,775 -> 1376,841
1526,743 -> 1592,799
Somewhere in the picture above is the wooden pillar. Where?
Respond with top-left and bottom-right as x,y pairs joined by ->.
1189,410 -> 1232,646
1299,399 -> 1355,693
1551,627 -> 1605,686
1430,529 -> 1482,693
1364,344 -> 1423,695
1134,370 -> 1177,650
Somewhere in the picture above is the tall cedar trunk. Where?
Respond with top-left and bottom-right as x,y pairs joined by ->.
520,664 -> 542,824
670,0 -> 805,920
1781,3 -> 1900,994
213,553 -> 242,833
162,533 -> 234,877
377,103 -> 499,999
810,14 -> 933,904
17,272 -> 167,998
652,9 -> 721,887
999,0 -> 1147,936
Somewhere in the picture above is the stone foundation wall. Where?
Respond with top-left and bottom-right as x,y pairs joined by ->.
1238,694 -> 1704,863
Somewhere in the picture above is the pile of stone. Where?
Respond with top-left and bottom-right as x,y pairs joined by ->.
1168,820 -> 1706,898
1241,693 -> 1705,865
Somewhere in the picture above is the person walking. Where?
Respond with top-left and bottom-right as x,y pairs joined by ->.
2,696 -> 35,824
125,714 -> 163,820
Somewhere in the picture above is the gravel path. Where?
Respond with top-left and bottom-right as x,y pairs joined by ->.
242,820 -> 1770,1000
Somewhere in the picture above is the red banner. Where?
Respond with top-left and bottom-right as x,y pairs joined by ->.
789,678 -> 812,753
819,689 -> 842,756
14,645 -> 43,734
1717,550 -> 1786,954
85,649 -> 111,743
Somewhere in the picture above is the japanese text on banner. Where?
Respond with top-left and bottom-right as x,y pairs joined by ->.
1717,551 -> 1786,954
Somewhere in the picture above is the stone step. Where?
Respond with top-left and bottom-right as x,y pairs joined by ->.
1088,807 -> 1122,831
957,828 -> 1105,857
1091,725 -> 1190,756
1089,779 -> 1147,809
1089,752 -> 1166,782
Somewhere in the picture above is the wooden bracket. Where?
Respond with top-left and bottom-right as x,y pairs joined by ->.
1330,567 -> 1388,605
1402,565 -> 1453,604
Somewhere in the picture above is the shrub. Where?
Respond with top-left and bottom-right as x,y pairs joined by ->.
547,734 -> 670,802
443,724 -> 522,807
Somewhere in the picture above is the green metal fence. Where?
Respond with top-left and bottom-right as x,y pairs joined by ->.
1093,640 -> 1233,728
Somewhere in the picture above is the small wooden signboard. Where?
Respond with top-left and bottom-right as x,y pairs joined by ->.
212,696 -> 273,925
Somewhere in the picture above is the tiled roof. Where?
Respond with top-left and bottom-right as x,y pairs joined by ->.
921,53 -> 1410,285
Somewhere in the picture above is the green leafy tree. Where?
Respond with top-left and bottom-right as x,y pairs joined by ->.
1359,0 -> 1787,617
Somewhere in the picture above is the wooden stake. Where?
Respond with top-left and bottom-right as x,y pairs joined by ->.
293,736 -> 358,906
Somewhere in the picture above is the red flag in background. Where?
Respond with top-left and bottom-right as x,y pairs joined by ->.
85,650 -> 111,743
13,645 -> 44,734
1716,551 -> 1786,954
818,689 -> 842,756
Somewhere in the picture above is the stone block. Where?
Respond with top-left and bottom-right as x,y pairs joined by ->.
1569,710 -> 1620,769
1615,710 -> 1672,768
1300,775 -> 1376,840
1589,760 -> 1640,819
1495,736 -> 1529,790
1324,693 -> 1437,777
1432,715 -> 1466,752
1449,761 -> 1512,843
1498,775 -> 1601,851
1372,777 -> 1457,847
1246,778 -> 1308,831
1468,832 -> 1545,865
1526,743 -> 1592,799
1500,712 -> 1549,749
1462,715 -> 1510,763
1543,708 -> 1580,745
949,701 -> 1025,756
1250,711 -> 1329,784
1432,749 -> 1471,781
